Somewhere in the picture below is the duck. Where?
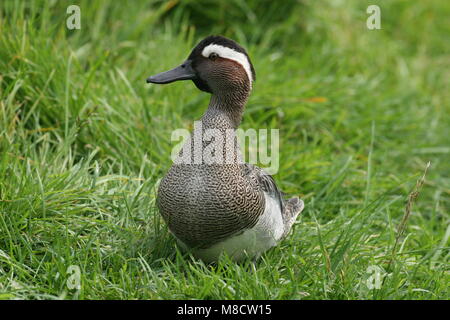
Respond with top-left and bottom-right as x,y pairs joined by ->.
146,35 -> 304,263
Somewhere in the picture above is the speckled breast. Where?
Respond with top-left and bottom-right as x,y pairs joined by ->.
157,163 -> 264,249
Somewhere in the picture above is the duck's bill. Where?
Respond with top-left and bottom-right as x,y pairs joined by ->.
146,60 -> 196,84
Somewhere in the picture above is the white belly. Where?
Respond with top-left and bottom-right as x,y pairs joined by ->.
180,193 -> 284,263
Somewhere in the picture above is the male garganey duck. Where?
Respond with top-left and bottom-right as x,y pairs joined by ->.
147,35 -> 304,262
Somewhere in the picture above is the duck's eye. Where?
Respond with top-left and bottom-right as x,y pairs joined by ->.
208,52 -> 218,60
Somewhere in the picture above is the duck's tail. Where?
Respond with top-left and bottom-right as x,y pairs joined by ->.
281,197 -> 304,239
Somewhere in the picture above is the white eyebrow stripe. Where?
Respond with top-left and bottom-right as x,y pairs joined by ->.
201,44 -> 253,83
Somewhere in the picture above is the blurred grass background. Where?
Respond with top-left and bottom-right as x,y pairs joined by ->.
0,0 -> 448,299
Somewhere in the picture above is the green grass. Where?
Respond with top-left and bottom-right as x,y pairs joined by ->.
0,0 -> 449,299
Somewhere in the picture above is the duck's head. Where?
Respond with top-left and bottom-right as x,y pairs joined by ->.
146,35 -> 255,95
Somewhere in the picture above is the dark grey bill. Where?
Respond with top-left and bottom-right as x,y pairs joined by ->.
146,60 -> 196,84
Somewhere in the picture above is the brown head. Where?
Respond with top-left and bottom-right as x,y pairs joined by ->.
146,35 -> 256,96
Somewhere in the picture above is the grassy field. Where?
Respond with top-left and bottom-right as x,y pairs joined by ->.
0,0 -> 449,299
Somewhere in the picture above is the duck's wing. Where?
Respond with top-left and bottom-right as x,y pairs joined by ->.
241,163 -> 284,211
241,163 -> 304,237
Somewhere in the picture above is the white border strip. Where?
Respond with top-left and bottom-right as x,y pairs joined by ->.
202,44 -> 253,83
